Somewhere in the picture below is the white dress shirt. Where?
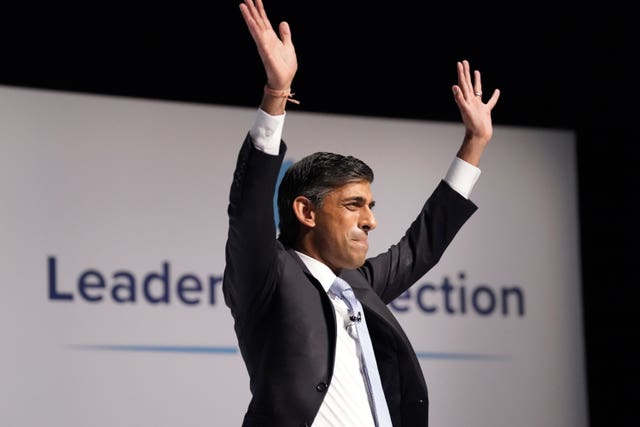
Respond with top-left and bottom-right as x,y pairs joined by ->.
296,251 -> 377,427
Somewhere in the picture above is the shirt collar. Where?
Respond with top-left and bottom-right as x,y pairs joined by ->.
295,250 -> 336,293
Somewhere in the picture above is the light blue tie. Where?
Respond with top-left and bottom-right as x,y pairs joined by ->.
331,277 -> 393,427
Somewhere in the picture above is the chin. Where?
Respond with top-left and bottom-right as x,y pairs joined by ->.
352,255 -> 367,269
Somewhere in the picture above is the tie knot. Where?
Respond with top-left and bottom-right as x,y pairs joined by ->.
331,277 -> 358,311
331,276 -> 352,295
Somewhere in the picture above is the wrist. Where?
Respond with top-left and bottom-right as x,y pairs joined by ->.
260,85 -> 299,115
456,137 -> 488,167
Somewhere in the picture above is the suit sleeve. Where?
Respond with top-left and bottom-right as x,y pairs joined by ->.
223,134 -> 287,325
361,180 -> 478,304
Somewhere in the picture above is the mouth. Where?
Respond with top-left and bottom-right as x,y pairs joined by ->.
352,238 -> 368,250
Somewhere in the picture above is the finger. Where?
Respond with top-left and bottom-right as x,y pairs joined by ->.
456,61 -> 463,87
243,0 -> 269,32
452,85 -> 466,108
473,70 -> 483,98
459,60 -> 473,98
239,0 -> 258,26
485,88 -> 501,110
279,21 -> 292,45
241,0 -> 257,18
456,62 -> 467,97
254,0 -> 269,23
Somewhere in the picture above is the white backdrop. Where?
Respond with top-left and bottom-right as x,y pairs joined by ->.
0,85 -> 586,427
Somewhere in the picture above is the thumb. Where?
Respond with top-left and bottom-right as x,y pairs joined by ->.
279,21 -> 292,44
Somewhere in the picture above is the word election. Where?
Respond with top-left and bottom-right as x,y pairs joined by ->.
47,256 -> 525,316
389,271 -> 525,317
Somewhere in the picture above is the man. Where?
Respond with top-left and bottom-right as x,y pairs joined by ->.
223,0 -> 500,425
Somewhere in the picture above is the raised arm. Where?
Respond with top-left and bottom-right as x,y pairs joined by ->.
451,60 -> 501,166
239,0 -> 298,115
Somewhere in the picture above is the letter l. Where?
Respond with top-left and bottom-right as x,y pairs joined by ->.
48,256 -> 73,300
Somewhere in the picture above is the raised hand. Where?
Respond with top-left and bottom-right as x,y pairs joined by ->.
452,60 -> 500,166
239,0 -> 297,92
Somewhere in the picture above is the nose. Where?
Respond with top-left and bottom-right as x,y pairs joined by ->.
361,206 -> 377,232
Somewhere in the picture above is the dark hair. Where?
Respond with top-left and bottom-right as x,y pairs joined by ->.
277,152 -> 374,246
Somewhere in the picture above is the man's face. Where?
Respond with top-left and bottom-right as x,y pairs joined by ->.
309,180 -> 377,272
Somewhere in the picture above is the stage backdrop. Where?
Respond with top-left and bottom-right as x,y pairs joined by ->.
0,85 -> 586,427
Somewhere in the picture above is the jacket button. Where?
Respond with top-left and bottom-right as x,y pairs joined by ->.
316,382 -> 328,392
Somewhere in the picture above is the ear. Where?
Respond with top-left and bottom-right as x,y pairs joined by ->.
292,196 -> 316,228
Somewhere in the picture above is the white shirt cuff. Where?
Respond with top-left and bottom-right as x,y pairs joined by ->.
444,157 -> 481,199
249,108 -> 285,156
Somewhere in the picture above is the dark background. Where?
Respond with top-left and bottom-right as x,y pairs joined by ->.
1,2 -> 636,425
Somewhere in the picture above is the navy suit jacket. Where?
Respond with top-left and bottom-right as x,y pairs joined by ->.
223,135 -> 477,426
